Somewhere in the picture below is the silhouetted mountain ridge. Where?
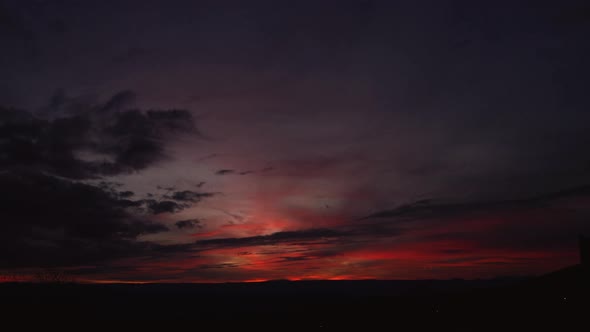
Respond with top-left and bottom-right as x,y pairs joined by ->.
0,264 -> 586,329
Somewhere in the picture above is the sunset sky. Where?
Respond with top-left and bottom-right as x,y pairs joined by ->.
1,0 -> 590,282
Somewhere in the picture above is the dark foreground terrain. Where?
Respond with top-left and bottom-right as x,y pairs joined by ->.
1,265 -> 587,330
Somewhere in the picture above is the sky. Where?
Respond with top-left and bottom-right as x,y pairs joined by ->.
1,0 -> 590,282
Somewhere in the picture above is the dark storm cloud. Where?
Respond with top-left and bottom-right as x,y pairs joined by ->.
119,190 -> 134,198
215,169 -> 234,175
215,166 -> 274,176
359,184 -> 590,222
139,190 -> 215,214
175,219 -> 202,230
0,172 -> 212,268
0,171 -> 169,268
171,190 -> 215,202
195,228 -> 350,248
144,200 -> 183,215
358,184 -> 590,255
0,92 -> 199,179
238,167 -> 274,175
0,90 -> 212,268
